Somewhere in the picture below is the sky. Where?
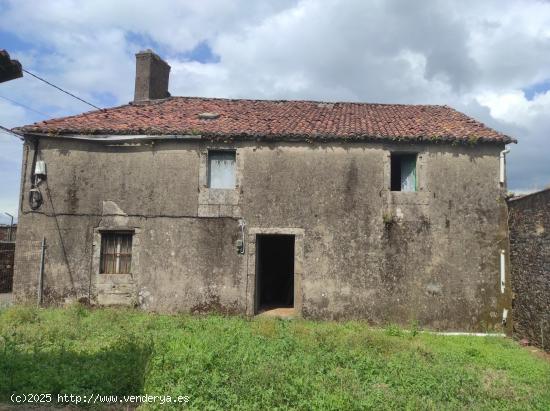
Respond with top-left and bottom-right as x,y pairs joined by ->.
1,0 -> 549,224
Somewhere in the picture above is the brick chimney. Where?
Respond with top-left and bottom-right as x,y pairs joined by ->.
134,49 -> 171,102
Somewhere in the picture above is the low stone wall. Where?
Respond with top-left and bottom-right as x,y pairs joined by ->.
508,188 -> 550,351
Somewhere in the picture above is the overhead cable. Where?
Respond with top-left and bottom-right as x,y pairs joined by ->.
0,94 -> 50,117
22,68 -> 102,110
0,124 -> 22,138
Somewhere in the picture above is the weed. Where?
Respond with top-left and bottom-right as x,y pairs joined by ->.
0,305 -> 39,328
66,301 -> 89,322
409,319 -> 421,337
468,135 -> 480,145
252,317 -> 279,338
0,308 -> 548,410
385,323 -> 404,337
383,211 -> 396,227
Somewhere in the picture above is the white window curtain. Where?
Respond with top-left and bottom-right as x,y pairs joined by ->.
400,156 -> 417,192
208,151 -> 236,189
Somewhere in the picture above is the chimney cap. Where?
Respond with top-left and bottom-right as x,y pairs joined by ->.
135,49 -> 171,68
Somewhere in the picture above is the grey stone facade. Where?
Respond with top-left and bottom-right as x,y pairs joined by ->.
12,135 -> 512,332
508,188 -> 550,350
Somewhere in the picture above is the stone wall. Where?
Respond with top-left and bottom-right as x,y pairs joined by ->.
0,224 -> 16,241
13,136 -> 511,331
0,242 -> 15,293
508,188 -> 550,351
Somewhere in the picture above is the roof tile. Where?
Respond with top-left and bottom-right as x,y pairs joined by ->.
15,97 -> 515,144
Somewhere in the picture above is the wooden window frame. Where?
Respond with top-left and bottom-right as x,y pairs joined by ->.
390,153 -> 418,192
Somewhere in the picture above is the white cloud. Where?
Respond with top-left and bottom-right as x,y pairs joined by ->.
474,89 -> 550,190
0,0 -> 549,208
0,101 -> 24,222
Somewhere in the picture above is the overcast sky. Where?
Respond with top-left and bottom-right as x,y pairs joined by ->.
1,0 -> 549,224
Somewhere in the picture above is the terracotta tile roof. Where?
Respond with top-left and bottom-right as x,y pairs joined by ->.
15,96 -> 515,144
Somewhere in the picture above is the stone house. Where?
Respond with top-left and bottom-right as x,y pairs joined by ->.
12,50 -> 515,331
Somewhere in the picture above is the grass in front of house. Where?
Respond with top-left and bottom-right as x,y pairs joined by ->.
0,305 -> 549,410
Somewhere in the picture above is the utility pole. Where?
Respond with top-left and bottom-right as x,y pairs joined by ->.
4,213 -> 14,242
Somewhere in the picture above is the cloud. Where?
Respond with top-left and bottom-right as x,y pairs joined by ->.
0,0 -> 549,219
476,89 -> 550,190
0,101 -> 24,224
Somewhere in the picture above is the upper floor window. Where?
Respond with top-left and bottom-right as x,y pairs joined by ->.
208,150 -> 236,189
391,153 -> 417,192
100,232 -> 133,274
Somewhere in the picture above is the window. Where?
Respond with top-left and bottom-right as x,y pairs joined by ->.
208,150 -> 236,189
391,153 -> 417,192
100,232 -> 133,274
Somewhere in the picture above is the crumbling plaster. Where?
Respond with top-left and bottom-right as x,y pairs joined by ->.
13,136 -> 511,331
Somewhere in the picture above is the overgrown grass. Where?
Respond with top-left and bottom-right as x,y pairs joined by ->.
1,305 -> 549,410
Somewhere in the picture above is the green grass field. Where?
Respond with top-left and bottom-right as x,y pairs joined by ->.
0,305 -> 549,410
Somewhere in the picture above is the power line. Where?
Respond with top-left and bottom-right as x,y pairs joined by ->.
22,68 -> 102,111
0,124 -> 23,139
0,94 -> 51,117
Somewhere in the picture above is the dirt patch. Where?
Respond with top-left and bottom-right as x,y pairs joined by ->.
523,345 -> 550,363
482,369 -> 516,399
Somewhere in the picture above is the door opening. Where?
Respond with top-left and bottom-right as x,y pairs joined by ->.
256,234 -> 295,313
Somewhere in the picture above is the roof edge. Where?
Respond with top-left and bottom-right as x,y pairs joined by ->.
18,131 -> 516,145
508,187 -> 550,202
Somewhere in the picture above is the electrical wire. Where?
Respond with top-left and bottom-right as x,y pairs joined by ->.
22,68 -> 102,111
0,124 -> 22,139
0,94 -> 51,117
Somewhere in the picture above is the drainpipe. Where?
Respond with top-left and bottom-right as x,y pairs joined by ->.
499,148 -> 510,329
499,148 -> 510,185
500,249 -> 506,294
500,250 -> 508,326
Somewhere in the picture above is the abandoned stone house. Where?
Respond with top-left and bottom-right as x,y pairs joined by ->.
12,50 -> 516,331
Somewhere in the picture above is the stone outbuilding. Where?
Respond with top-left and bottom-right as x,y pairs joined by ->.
11,50 -> 516,331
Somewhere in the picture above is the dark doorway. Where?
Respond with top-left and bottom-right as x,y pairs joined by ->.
256,234 -> 295,312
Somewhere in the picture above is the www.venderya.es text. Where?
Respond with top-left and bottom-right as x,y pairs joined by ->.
11,393 -> 190,405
